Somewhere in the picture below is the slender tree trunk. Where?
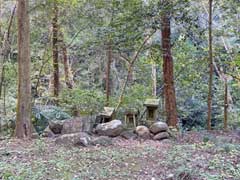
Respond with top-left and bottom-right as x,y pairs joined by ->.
161,12 -> 178,127
207,0 -> 213,130
15,0 -> 32,138
52,0 -> 59,98
3,81 -> 6,115
115,31 -> 156,112
224,79 -> 228,131
152,63 -> 157,96
63,45 -> 73,89
106,41 -> 112,106
0,0 -> 2,40
0,5 -> 16,98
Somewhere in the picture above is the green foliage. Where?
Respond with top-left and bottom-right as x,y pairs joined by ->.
60,88 -> 105,115
122,84 -> 152,110
203,136 -> 210,143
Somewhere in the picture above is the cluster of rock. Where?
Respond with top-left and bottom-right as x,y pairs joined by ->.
42,117 -> 170,147
135,122 -> 169,141
42,116 -> 93,138
94,119 -> 170,141
41,117 -> 122,147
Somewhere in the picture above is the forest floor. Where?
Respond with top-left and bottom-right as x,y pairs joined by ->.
0,131 -> 240,180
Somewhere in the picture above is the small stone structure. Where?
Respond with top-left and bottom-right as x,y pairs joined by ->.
124,108 -> 138,128
144,98 -> 160,125
99,107 -> 115,123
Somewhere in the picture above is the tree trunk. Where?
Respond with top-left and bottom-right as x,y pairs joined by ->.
152,63 -> 157,96
52,0 -> 59,98
106,41 -> 112,106
115,31 -> 156,112
3,81 -> 6,115
224,79 -> 228,131
207,0 -> 213,131
0,0 -> 2,40
15,0 -> 32,138
161,12 -> 178,127
62,45 -> 74,89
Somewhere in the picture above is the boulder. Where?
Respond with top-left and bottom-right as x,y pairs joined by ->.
55,132 -> 91,147
31,132 -> 39,139
49,116 -> 95,135
81,116 -> 95,132
150,122 -> 168,134
120,130 -> 138,140
32,105 -> 71,133
236,128 -> 240,136
49,120 -> 64,134
61,118 -> 83,134
95,120 -> 123,137
153,132 -> 169,141
135,126 -> 150,139
42,126 -> 55,137
161,139 -> 172,144
91,136 -> 113,146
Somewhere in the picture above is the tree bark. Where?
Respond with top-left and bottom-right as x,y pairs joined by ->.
15,0 -> 32,138
152,63 -> 157,96
207,0 -> 213,131
52,0 -> 59,98
106,41 -> 112,106
224,79 -> 228,131
62,45 -> 74,89
115,30 -> 156,112
3,81 -> 6,115
161,12 -> 178,127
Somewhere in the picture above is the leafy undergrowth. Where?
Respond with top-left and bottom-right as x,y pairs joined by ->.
0,131 -> 239,180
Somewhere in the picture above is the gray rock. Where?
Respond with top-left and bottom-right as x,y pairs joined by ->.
150,122 -> 168,134
95,120 -> 123,137
49,116 -> 95,135
161,139 -> 172,144
153,132 -> 169,140
81,116 -> 95,132
55,132 -> 91,147
120,130 -> 138,140
42,126 -> 55,137
91,136 -> 113,146
61,118 -> 83,134
236,128 -> 240,136
31,132 -> 39,139
49,120 -> 64,134
136,126 -> 150,139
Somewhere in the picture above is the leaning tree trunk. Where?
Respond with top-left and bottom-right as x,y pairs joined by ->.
52,0 -> 59,98
15,0 -> 32,138
207,0 -> 213,130
161,12 -> 178,127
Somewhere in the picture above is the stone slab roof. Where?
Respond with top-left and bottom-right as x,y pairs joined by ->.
144,98 -> 160,107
